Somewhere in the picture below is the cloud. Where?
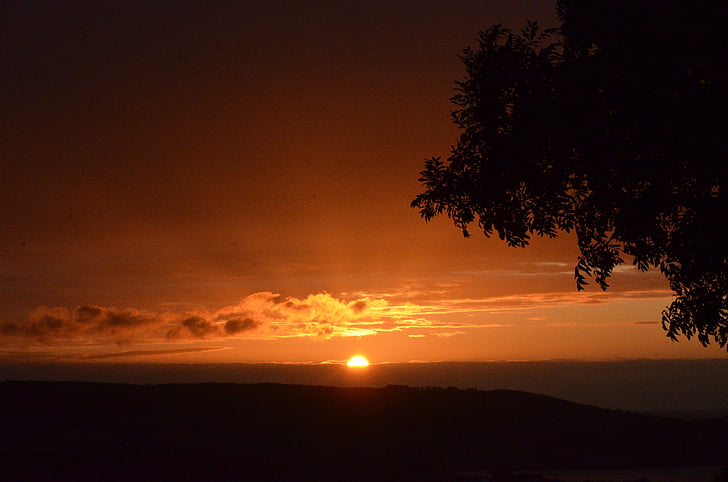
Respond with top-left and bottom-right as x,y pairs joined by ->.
224,317 -> 259,335
83,347 -> 227,359
434,331 -> 467,338
213,292 -> 385,338
403,289 -> 672,316
0,292 -> 385,345
167,316 -> 218,339
0,305 -> 161,345
545,319 -> 661,327
0,288 -> 672,347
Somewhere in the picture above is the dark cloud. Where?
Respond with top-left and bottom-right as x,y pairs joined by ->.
0,305 -> 160,344
350,300 -> 367,313
167,316 -> 218,339
224,317 -> 259,335
75,305 -> 103,323
28,314 -> 66,338
103,311 -> 150,328
284,301 -> 309,311
0,321 -> 21,336
83,347 -> 226,360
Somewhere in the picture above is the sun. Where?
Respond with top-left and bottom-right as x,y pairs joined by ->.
346,355 -> 369,367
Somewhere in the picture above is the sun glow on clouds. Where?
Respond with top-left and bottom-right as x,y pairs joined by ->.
0,288 -> 674,349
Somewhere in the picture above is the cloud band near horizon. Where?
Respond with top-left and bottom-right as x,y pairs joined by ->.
0,289 -> 672,346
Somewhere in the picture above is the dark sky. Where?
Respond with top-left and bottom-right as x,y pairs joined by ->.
2,1 -> 557,308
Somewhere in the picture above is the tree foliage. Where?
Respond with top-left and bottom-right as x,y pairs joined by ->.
412,0 -> 728,347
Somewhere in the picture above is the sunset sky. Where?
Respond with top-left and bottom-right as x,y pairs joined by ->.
2,0 -> 726,367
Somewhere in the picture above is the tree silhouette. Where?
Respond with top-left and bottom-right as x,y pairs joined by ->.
412,1 -> 727,347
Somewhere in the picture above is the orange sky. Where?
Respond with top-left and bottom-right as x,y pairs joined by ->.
1,0 -> 726,366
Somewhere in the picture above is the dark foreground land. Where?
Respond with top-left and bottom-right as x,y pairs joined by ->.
1,381 -> 726,481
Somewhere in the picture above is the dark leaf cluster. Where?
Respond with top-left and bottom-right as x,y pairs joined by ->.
412,0 -> 728,347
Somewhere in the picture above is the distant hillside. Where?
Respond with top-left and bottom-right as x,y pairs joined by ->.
1,381 -> 726,481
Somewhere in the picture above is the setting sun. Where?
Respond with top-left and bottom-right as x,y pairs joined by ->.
346,355 -> 369,367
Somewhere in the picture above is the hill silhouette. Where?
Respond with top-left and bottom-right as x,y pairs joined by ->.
1,381 -> 726,481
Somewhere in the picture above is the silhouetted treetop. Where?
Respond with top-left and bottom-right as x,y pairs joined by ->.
412,0 -> 727,347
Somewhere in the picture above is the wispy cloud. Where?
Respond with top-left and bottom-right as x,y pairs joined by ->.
82,347 -> 228,359
377,290 -> 671,318
545,320 -> 660,327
